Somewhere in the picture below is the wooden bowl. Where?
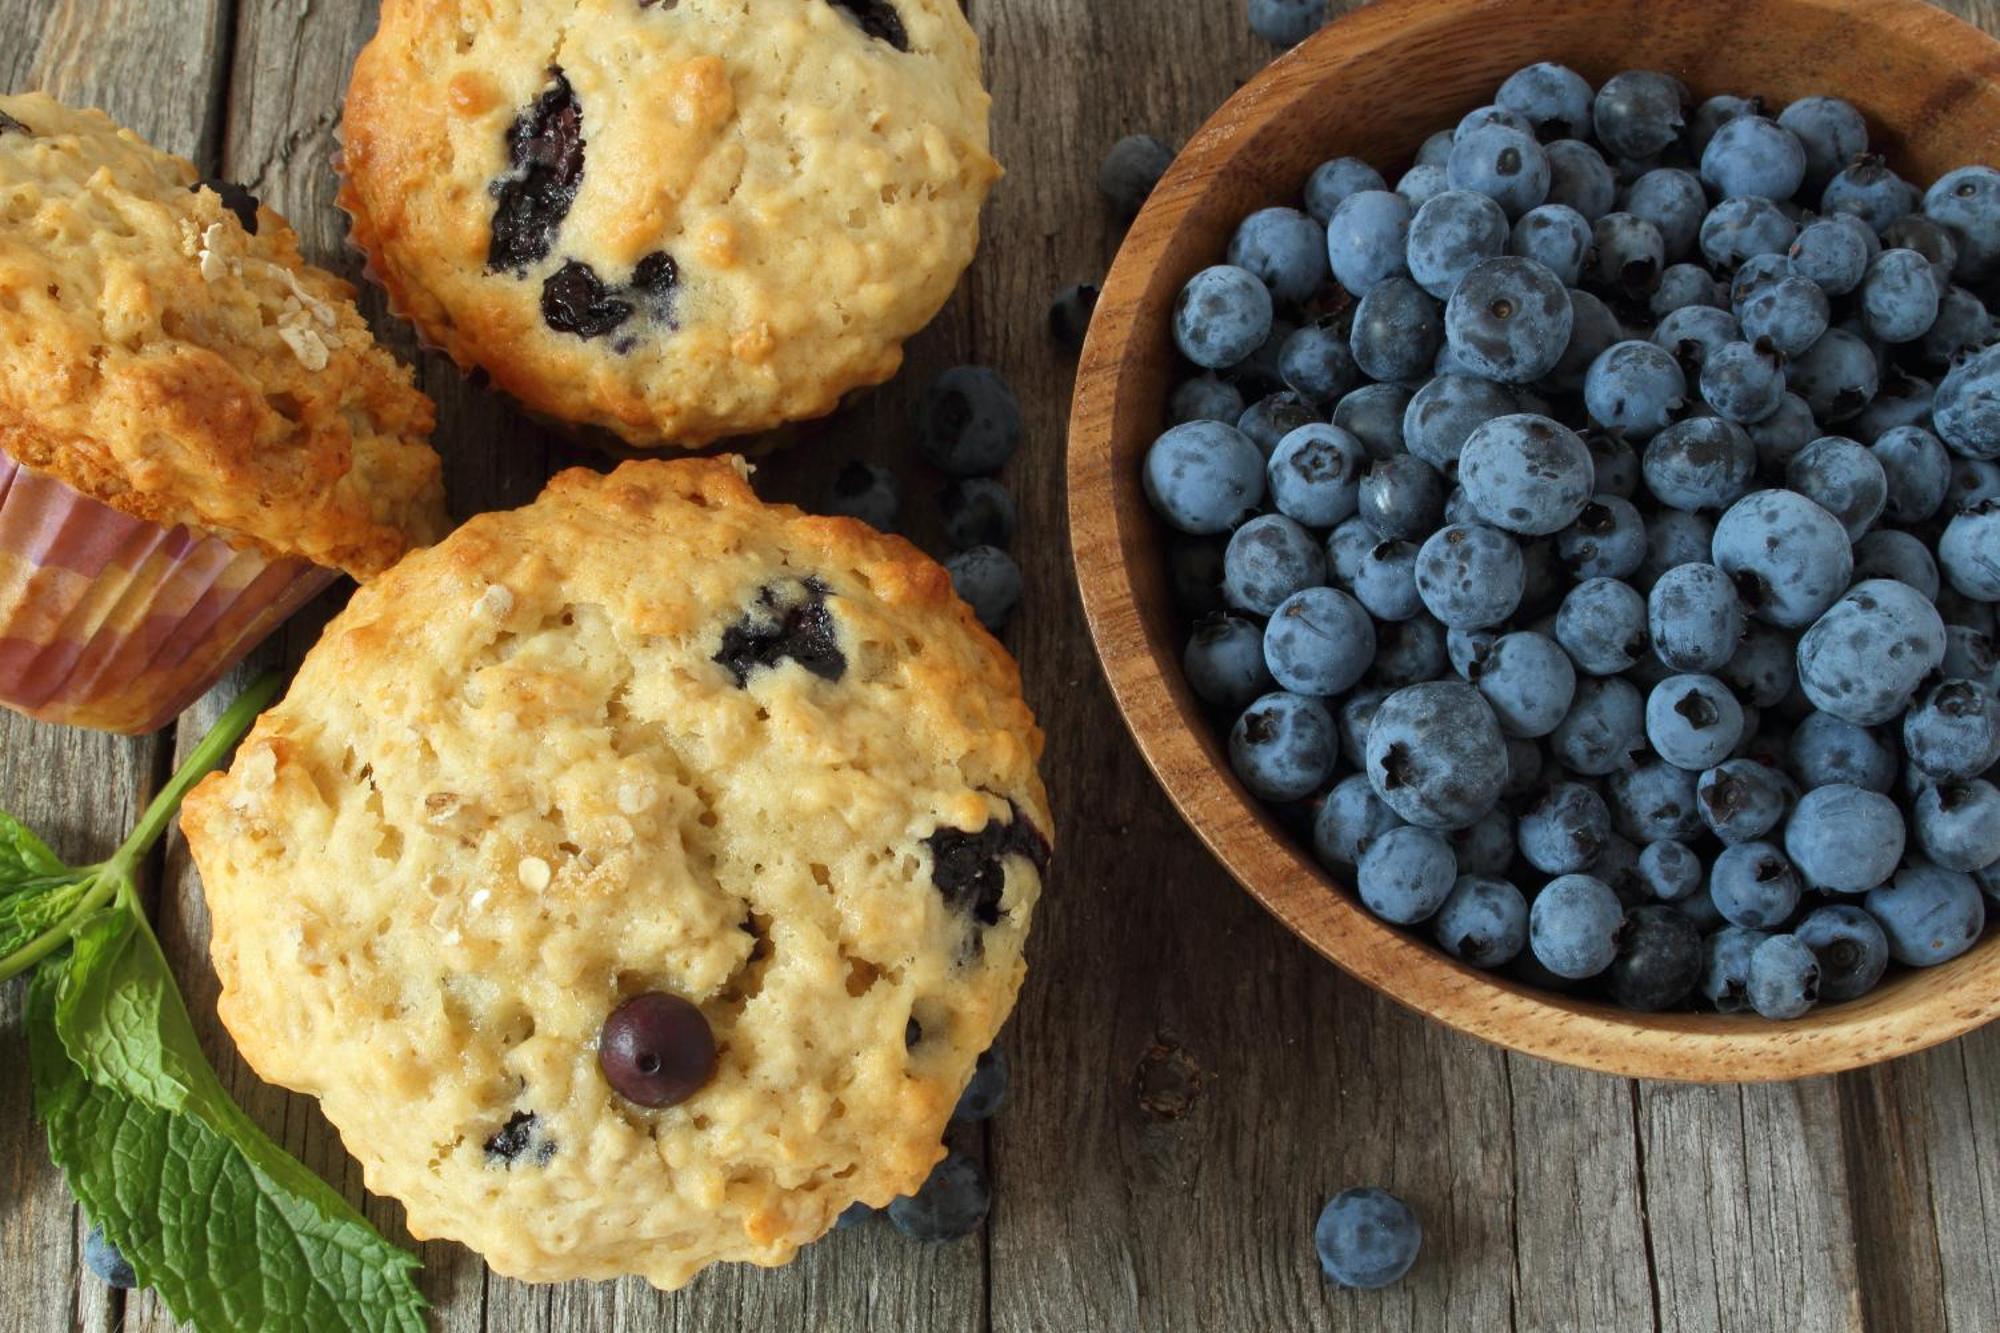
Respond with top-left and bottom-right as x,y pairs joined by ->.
1068,0 -> 2000,1081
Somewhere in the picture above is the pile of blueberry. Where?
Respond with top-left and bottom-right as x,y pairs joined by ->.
1142,62 -> 2000,1019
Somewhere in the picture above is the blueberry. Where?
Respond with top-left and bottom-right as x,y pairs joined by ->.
1502,736 -> 1547,799
1557,496 -> 1647,581
1556,577 -> 1649,675
1264,587 -> 1376,697
1248,0 -> 1324,46
1402,374 -> 1521,476
1414,523 -> 1525,630
1700,197 -> 1799,271
1935,345 -> 2000,461
1450,807 -> 1518,877
1169,373 -> 1248,425
84,1224 -> 138,1290
1790,328 -> 1882,425
835,1201 -> 878,1230
1237,390 -> 1317,459
1709,842 -> 1803,928
1787,437 -> 1886,542
1262,426 -> 1360,530
1787,712 -> 1892,793
1143,420 -> 1266,534
1652,262 -> 1727,318
1865,863 -> 1985,966
1358,454 -> 1446,542
1881,215 -> 1960,288
1593,71 -> 1688,159
1585,340 -> 1686,440
1223,514 -> 1325,616
1406,189 -> 1509,298
1788,215 -> 1875,295
1328,190 -> 1415,296
1905,679 -> 2000,781
827,462 -> 901,531
1230,692 -> 1338,802
1229,207 -> 1331,304
1774,908 -> 1884,1008
1590,211 -> 1666,297
1622,168 -> 1705,262
1699,339 -> 1787,425
1941,625 -> 1998,688
715,579 -> 846,687
1185,615 -> 1273,711
1784,782 -> 1907,894
1528,873 -> 1626,978
1551,675 -> 1647,776
1518,781 -> 1611,874
1326,514 -> 1378,586
1719,625 -> 1797,709
1336,690 -> 1390,770
1851,370 -> 1937,445
1861,248 -> 1943,344
1914,780 -> 2000,872
1653,305 -> 1742,376
1315,1187 -> 1422,1289
1098,134 -> 1175,219
1048,281 -> 1099,351
1699,115 -> 1807,201
1646,674 -> 1744,771
1730,251 -> 1793,311
1700,925 -> 1771,1012
1648,563 -> 1746,672
940,478 -> 1017,550
1774,95 -> 1867,190
1797,579 -> 1947,725
1173,266 -> 1274,370
1350,276 -> 1444,382
1357,825 -> 1459,924
1548,288 -> 1625,394
1644,417 -> 1757,511
540,260 -> 635,339
1711,490 -> 1854,630
488,70 -> 585,274
888,1152 -> 989,1242
1456,413 -> 1593,536
1696,757 -> 1792,843
1914,285 -> 1995,371
1306,156 -> 1389,224
1365,681 -> 1508,830
1446,124 -> 1550,219
920,367 -> 1022,475
1606,905 -> 1703,1011
1852,529 -> 1940,600
1314,772 -> 1406,873
1169,536 -> 1227,616
1924,165 -> 2000,281
1507,203 -> 1593,286
1823,155 -> 1918,232
1747,935 -> 1821,1019
1495,62 -> 1595,142
1609,751 -> 1705,842
1639,509 -> 1716,593
945,546 -> 1023,631
1737,275 -> 1830,359
1639,839 -> 1703,901
1468,630 -> 1574,738
1332,383 -> 1412,460
1442,256 -> 1572,383
1432,875 -> 1530,968
1351,539 -> 1423,621
1544,139 -> 1618,220
1279,322 -> 1360,406
954,1048 -> 1008,1122
1396,164 -> 1451,208
1940,502 -> 2000,600
1688,93 -> 1763,153
599,992 -> 717,1108
827,1 -> 910,48
1870,425 -> 1952,524
1369,614 -> 1449,687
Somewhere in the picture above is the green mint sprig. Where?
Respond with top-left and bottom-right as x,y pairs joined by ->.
3,675 -> 428,1332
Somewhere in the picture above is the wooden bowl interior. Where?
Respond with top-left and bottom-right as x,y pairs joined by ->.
1070,0 -> 2000,1080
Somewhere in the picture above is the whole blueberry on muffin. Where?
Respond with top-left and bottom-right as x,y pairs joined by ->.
0,93 -> 444,733
180,458 -> 1051,1289
337,0 -> 1002,447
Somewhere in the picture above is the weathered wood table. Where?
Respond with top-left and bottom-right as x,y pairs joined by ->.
3,1 -> 1997,1329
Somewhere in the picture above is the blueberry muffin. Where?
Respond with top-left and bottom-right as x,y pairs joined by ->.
0,93 -> 444,732
338,0 -> 1002,447
180,458 -> 1051,1288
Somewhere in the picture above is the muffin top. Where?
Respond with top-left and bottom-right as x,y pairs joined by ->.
338,0 -> 1000,447
181,457 -> 1050,1289
0,93 -> 444,579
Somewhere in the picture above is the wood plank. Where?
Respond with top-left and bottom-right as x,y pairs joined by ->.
0,5 -> 231,1333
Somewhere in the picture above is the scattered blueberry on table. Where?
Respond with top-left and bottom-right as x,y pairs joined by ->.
1315,1187 -> 1423,1289
1142,60 -> 2000,1018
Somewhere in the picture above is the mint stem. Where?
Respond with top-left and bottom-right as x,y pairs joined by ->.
107,672 -> 283,878
0,673 -> 281,983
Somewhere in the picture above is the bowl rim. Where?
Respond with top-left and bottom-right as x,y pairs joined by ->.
1065,0 -> 2000,1083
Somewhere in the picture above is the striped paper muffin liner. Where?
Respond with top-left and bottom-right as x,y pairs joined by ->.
0,448 -> 335,734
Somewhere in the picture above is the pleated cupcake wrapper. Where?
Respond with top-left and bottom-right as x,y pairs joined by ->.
0,450 -> 335,734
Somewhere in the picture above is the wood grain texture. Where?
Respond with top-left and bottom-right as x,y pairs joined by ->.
2,2 -> 1999,1332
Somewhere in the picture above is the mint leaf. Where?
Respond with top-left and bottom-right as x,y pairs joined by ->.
29,965 -> 428,1333
0,807 -> 66,882
52,908 -> 227,1117
0,874 -> 93,959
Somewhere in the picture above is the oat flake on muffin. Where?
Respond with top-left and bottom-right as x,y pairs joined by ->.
181,457 -> 1051,1288
338,0 -> 1003,447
